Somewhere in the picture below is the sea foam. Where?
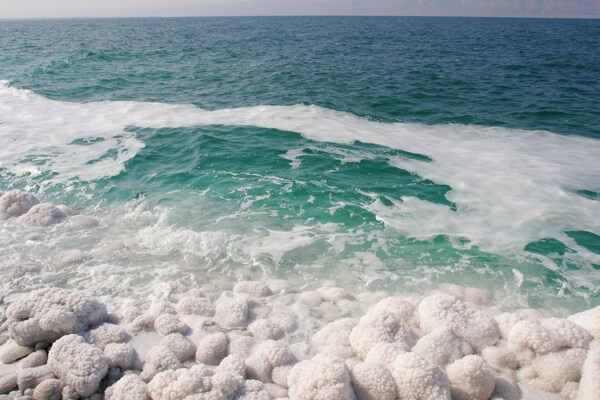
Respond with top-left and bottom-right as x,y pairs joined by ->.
2,81 -> 599,261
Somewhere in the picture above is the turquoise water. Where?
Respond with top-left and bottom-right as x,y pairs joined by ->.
0,17 -> 599,312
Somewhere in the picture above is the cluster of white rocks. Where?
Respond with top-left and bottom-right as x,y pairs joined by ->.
1,190 -> 599,400
0,280 -> 599,400
0,190 -> 69,226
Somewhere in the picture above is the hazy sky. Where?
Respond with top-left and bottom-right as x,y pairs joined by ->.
0,0 -> 598,19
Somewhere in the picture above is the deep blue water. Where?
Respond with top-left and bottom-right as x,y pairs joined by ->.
1,17 -> 599,136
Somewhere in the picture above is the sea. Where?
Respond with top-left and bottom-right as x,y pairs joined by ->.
0,16 -> 599,314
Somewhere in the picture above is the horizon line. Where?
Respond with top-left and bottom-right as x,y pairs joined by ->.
1,14 -> 599,21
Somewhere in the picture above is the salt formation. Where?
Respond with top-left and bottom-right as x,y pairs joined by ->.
288,353 -> 356,399
196,332 -> 228,365
391,352 -> 452,400
0,190 -> 40,218
419,293 -> 499,351
313,318 -> 358,358
577,342 -> 600,400
177,296 -> 216,316
104,343 -> 139,369
1,271 -> 600,400
104,374 -> 147,400
18,203 -> 68,226
160,333 -> 196,362
446,355 -> 495,400
350,362 -> 396,400
5,288 -> 107,346
569,307 -> 600,340
47,334 -> 108,397
141,345 -> 183,381
349,309 -> 416,359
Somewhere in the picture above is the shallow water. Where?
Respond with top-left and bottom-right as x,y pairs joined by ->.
1,17 -> 600,314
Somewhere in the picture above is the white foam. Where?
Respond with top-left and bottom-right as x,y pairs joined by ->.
2,82 -> 599,258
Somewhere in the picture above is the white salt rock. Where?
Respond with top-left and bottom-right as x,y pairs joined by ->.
264,383 -> 287,398
216,354 -> 246,378
19,350 -> 47,369
269,309 -> 297,333
128,314 -> 155,333
120,306 -> 143,323
6,288 -> 107,346
507,319 -> 561,364
47,335 -> 108,397
518,348 -> 587,393
412,326 -> 473,367
254,340 -> 295,368
0,191 -> 39,217
0,342 -> 33,364
562,381 -> 579,400
0,373 -> 17,395
371,296 -> 420,327
419,293 -> 499,351
55,250 -> 87,268
215,299 -> 248,328
154,314 -> 189,336
390,352 -> 451,400
365,341 -> 408,367
177,296 -> 215,316
17,365 -> 54,390
235,378 -> 271,399
104,343 -> 139,370
349,310 -> 415,359
104,374 -> 147,400
288,353 -> 355,400
446,355 -> 495,400
246,353 -> 272,383
32,379 -> 63,400
313,318 -> 358,347
298,291 -> 322,307
577,341 -> 600,400
319,286 -> 355,302
214,371 -> 246,398
228,336 -> 255,359
271,365 -> 292,388
350,362 -> 396,400
234,281 -> 272,298
313,318 -> 358,358
196,332 -> 228,365
481,346 -> 518,370
249,319 -> 284,340
160,333 -> 196,362
148,301 -> 177,316
19,203 -> 67,226
246,340 -> 296,384
494,312 -> 530,339
569,307 -> 600,340
140,345 -> 182,382
0,261 -> 40,279
541,318 -> 592,350
90,323 -> 130,350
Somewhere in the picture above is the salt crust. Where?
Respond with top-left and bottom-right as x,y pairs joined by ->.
1,282 -> 599,399
5,288 -> 107,346
0,190 -> 39,218
47,334 -> 108,397
17,203 -> 67,226
446,355 -> 495,400
350,362 -> 396,400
